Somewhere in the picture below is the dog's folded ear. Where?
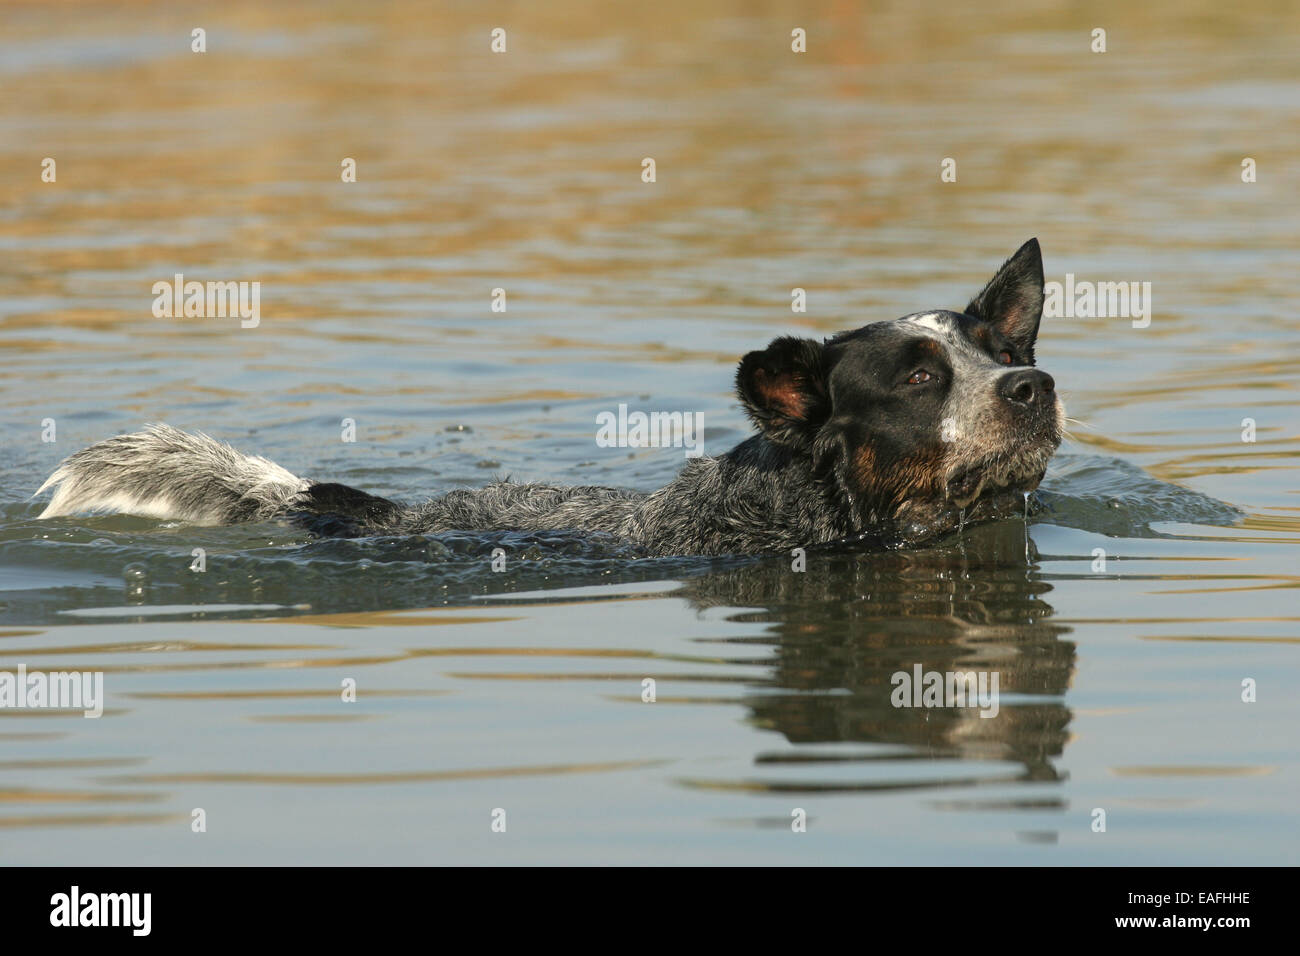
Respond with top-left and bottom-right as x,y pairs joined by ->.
964,238 -> 1045,362
736,336 -> 830,446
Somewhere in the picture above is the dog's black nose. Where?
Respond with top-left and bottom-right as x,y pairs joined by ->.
999,368 -> 1055,406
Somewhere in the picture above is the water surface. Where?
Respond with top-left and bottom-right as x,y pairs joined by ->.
1,0 -> 1298,864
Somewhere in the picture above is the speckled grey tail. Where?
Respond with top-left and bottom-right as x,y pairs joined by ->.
36,424 -> 311,525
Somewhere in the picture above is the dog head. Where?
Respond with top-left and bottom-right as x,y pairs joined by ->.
736,238 -> 1062,537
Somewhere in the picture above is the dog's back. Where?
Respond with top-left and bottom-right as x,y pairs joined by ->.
34,240 -> 1063,557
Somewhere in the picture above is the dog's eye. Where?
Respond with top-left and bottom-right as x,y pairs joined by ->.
907,370 -> 932,385
997,351 -> 1014,365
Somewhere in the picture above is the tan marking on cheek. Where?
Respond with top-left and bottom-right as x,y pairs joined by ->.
891,450 -> 947,496
854,444 -> 946,505
853,445 -> 876,491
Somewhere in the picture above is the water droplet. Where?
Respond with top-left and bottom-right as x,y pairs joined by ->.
1022,493 -> 1032,564
123,562 -> 149,603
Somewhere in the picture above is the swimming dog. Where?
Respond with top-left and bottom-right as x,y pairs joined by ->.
35,239 -> 1062,556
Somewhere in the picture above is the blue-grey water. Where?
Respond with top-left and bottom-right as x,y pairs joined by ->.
1,0 -> 1298,864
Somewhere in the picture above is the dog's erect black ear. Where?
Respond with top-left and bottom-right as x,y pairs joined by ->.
964,238 -> 1045,361
736,336 -> 830,446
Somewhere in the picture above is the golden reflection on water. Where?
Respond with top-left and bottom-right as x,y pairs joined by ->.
124,688 -> 446,700
0,788 -> 163,804
0,640 -> 333,656
0,758 -> 145,770
275,610 -> 523,628
1139,635 -> 1300,644
246,714 -> 375,723
102,759 -> 667,787
0,709 -> 129,719
1110,766 -> 1275,777
0,0 -> 1297,862
0,813 -> 184,829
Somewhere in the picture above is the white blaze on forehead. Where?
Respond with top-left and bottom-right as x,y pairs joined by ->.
902,312 -> 957,336
900,310 -> 1006,373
